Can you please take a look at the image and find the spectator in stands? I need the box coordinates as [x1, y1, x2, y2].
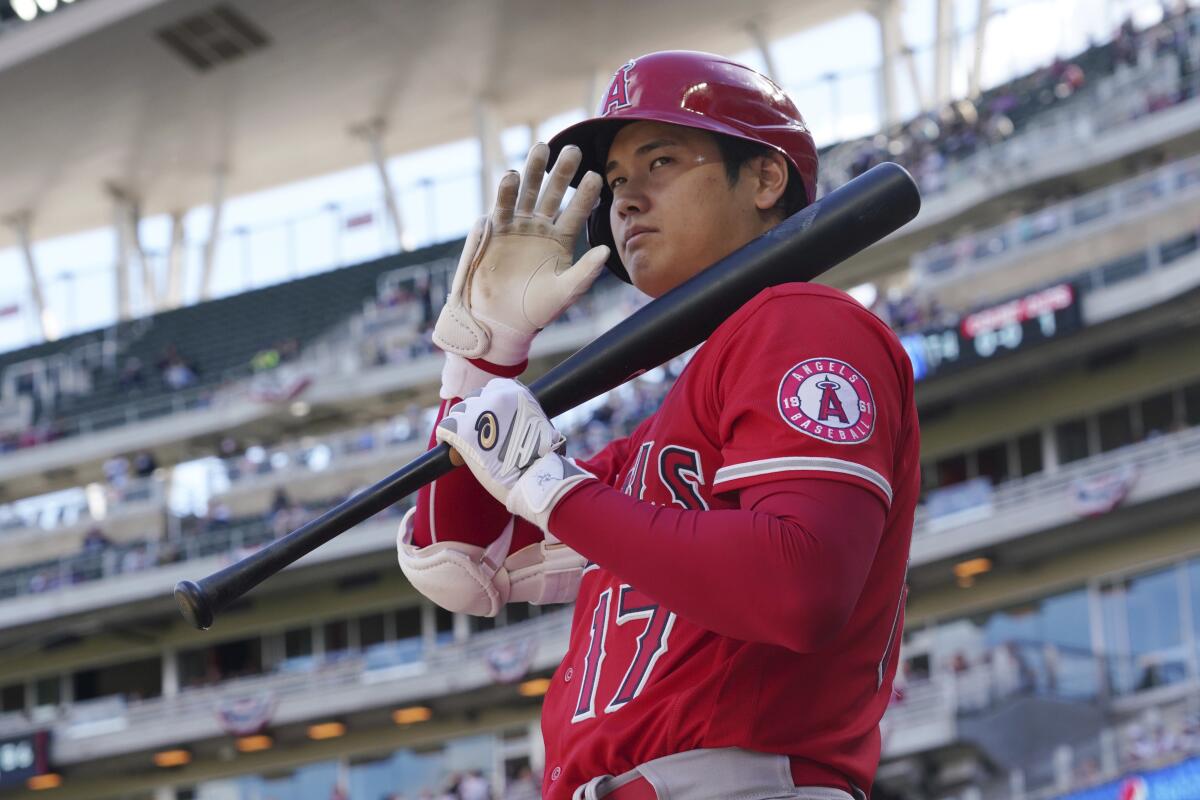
[504, 766, 539, 800]
[459, 770, 491, 800]
[204, 502, 232, 531]
[270, 488, 291, 517]
[120, 543, 152, 573]
[103, 455, 130, 490]
[133, 450, 158, 479]
[80, 526, 111, 554]
[118, 356, 145, 391]
[158, 344, 198, 390]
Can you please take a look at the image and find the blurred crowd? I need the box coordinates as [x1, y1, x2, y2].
[821, 2, 1200, 196]
[5, 5, 1200, 457]
[369, 763, 540, 800]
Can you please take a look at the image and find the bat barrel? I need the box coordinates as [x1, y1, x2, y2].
[173, 444, 458, 629]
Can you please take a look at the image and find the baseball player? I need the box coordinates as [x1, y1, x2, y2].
[396, 51, 919, 800]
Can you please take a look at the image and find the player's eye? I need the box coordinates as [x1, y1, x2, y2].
[607, 175, 626, 191]
[649, 155, 673, 170]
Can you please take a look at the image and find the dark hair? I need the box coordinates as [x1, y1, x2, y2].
[712, 134, 808, 218]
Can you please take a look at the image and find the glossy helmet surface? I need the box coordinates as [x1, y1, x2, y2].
[547, 50, 819, 282]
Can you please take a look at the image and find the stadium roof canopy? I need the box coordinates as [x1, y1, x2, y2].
[0, 0, 869, 250]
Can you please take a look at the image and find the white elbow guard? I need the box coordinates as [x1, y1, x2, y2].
[395, 507, 586, 617]
[507, 538, 588, 606]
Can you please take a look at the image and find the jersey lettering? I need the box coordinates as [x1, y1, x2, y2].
[572, 442, 705, 724]
[657, 445, 710, 511]
[620, 441, 654, 499]
[606, 585, 676, 712]
[573, 587, 613, 723]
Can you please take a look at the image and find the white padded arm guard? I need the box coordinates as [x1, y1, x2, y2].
[395, 507, 586, 617]
[396, 507, 514, 617]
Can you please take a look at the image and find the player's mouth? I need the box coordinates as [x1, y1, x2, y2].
[624, 225, 658, 249]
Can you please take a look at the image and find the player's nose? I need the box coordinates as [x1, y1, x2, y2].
[613, 186, 646, 220]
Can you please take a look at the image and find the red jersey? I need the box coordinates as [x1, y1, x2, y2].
[538, 284, 920, 797]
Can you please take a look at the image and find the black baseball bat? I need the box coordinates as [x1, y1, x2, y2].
[175, 162, 920, 629]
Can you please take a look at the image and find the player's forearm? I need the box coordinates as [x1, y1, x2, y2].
[548, 479, 884, 652]
[411, 397, 516, 549]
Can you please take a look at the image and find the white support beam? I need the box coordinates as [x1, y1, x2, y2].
[874, 0, 904, 129]
[352, 118, 406, 251]
[165, 211, 186, 309]
[110, 195, 132, 322]
[903, 45, 930, 113]
[199, 168, 226, 301]
[128, 197, 157, 313]
[745, 19, 780, 82]
[5, 211, 56, 341]
[934, 0, 955, 106]
[476, 99, 505, 212]
[969, 0, 992, 98]
[109, 184, 155, 315]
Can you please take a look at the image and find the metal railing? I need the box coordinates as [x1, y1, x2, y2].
[0, 609, 572, 741]
[0, 496, 409, 602]
[913, 153, 1200, 285]
[914, 424, 1200, 543]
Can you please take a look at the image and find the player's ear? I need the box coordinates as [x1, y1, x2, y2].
[751, 152, 789, 213]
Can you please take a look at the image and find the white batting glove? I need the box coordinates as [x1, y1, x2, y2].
[508, 450, 597, 535]
[434, 143, 609, 398]
[435, 378, 596, 533]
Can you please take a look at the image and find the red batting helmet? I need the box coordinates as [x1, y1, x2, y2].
[547, 50, 819, 283]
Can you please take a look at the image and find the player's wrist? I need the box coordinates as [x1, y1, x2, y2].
[471, 311, 535, 366]
[508, 452, 597, 535]
[439, 354, 530, 400]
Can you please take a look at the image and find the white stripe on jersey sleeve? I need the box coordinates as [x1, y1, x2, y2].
[713, 456, 893, 505]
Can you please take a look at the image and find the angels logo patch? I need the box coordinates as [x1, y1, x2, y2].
[777, 358, 875, 444]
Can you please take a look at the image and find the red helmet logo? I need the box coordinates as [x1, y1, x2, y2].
[600, 61, 635, 116]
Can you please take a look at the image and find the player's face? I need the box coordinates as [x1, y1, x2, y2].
[605, 121, 786, 298]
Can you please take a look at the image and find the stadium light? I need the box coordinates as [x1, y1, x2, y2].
[518, 678, 551, 697]
[234, 734, 273, 753]
[34, 0, 55, 12]
[391, 706, 432, 725]
[153, 749, 192, 768]
[26, 774, 62, 790]
[306, 721, 346, 740]
[10, 0, 37, 22]
[953, 557, 993, 587]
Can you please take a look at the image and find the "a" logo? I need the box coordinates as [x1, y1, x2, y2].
[600, 61, 636, 115]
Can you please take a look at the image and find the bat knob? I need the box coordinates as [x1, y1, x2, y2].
[175, 580, 214, 630]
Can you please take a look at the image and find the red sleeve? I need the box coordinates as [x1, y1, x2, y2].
[547, 476, 887, 652]
[708, 288, 912, 510]
[411, 399, 634, 551]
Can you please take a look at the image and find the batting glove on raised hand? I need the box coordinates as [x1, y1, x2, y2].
[434, 143, 609, 398]
[435, 378, 596, 534]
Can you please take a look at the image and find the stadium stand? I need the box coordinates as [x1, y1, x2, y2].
[0, 240, 459, 448]
[3, 4, 1200, 799]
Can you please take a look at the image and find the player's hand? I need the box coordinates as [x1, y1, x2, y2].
[435, 378, 595, 533]
[433, 143, 609, 385]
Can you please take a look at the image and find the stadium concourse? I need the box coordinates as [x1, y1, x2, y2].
[2, 1, 1200, 799]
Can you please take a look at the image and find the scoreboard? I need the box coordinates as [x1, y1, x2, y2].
[0, 731, 50, 789]
[902, 283, 1083, 382]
